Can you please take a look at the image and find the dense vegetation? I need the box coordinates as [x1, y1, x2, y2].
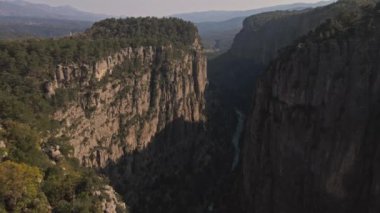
[86, 17, 198, 47]
[0, 16, 198, 212]
[0, 33, 107, 212]
[0, 119, 110, 212]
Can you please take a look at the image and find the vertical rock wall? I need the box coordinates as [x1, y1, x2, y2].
[53, 40, 207, 168]
[241, 9, 380, 213]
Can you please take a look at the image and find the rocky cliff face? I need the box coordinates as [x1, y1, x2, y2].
[241, 5, 380, 213]
[229, 0, 375, 65]
[52, 40, 207, 168]
[208, 0, 377, 111]
[48, 36, 210, 213]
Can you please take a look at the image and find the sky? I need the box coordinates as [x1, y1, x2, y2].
[25, 0, 326, 17]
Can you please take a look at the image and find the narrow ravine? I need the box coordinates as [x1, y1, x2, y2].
[231, 109, 245, 171]
[207, 109, 246, 212]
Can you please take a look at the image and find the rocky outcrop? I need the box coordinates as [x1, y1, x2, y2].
[45, 145, 63, 161]
[53, 40, 207, 169]
[240, 6, 380, 213]
[93, 185, 127, 213]
[0, 140, 7, 162]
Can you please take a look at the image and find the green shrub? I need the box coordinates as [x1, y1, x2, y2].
[0, 161, 49, 212]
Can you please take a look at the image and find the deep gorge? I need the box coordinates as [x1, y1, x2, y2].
[1, 0, 380, 212]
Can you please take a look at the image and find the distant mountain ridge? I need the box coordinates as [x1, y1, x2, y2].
[0, 0, 107, 21]
[173, 0, 336, 23]
[181, 0, 335, 54]
[0, 16, 92, 39]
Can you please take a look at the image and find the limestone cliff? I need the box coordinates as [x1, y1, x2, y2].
[41, 17, 220, 213]
[241, 5, 380, 213]
[52, 41, 207, 168]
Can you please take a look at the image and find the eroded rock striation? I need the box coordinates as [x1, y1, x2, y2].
[241, 5, 380, 213]
[53, 41, 207, 168]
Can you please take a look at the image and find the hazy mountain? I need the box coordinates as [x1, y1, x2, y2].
[0, 0, 107, 21]
[196, 17, 245, 54]
[0, 16, 92, 39]
[173, 0, 336, 23]
[0, 0, 106, 39]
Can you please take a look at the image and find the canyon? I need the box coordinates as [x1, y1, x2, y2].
[0, 0, 380, 212]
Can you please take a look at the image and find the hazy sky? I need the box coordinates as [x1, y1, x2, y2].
[26, 0, 326, 17]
